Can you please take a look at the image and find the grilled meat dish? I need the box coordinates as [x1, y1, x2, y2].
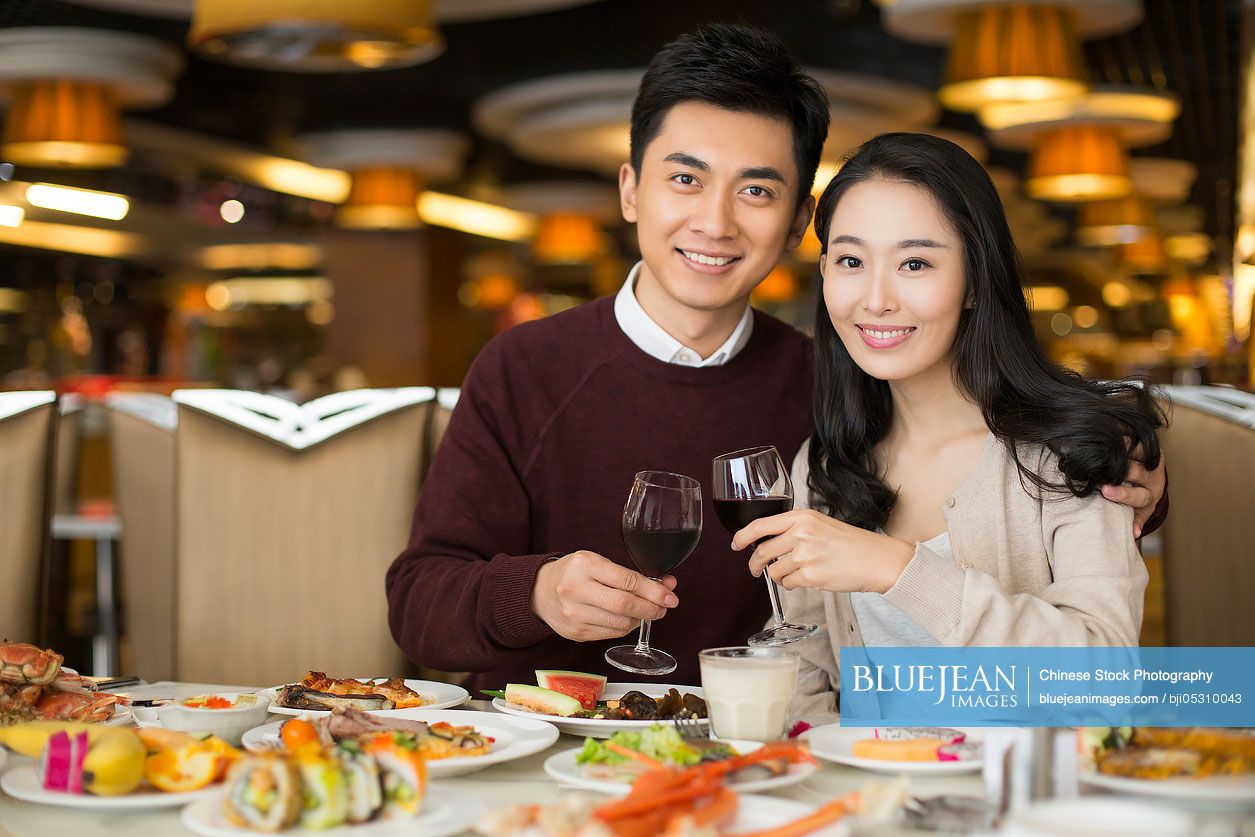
[299, 672, 429, 709]
[277, 684, 393, 712]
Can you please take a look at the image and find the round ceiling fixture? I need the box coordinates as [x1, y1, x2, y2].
[0, 27, 183, 168]
[501, 181, 619, 264]
[188, 0, 442, 72]
[475, 69, 935, 179]
[877, 0, 1141, 112]
[299, 129, 468, 229]
[877, 0, 1142, 44]
[980, 86, 1181, 149]
[474, 70, 641, 176]
[64, 0, 604, 22]
[983, 87, 1180, 204]
[1026, 124, 1131, 202]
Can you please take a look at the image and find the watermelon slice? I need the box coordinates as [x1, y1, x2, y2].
[503, 684, 582, 717]
[535, 670, 607, 711]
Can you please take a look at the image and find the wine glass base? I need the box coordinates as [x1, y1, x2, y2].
[605, 645, 677, 676]
[748, 622, 820, 647]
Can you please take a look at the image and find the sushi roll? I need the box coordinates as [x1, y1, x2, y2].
[295, 749, 348, 830]
[337, 740, 384, 824]
[222, 753, 301, 833]
[362, 732, 427, 816]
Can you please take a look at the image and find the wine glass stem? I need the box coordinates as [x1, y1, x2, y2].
[763, 574, 786, 627]
[635, 618, 652, 652]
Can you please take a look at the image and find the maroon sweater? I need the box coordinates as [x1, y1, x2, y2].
[386, 296, 813, 691]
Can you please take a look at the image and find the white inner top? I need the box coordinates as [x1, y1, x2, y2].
[614, 261, 753, 367]
[852, 530, 953, 646]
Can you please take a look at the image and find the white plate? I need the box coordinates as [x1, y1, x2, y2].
[262, 679, 468, 716]
[491, 683, 707, 738]
[727, 794, 850, 836]
[240, 709, 559, 777]
[802, 724, 985, 775]
[1080, 769, 1255, 812]
[1003, 797, 1197, 836]
[103, 704, 134, 726]
[0, 764, 217, 811]
[543, 740, 818, 795]
[182, 784, 486, 837]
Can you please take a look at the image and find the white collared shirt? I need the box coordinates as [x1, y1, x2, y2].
[613, 262, 754, 367]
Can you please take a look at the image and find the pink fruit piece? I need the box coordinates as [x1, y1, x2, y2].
[938, 741, 982, 762]
[39, 730, 89, 793]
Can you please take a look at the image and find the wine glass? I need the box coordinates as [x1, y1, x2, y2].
[712, 445, 819, 646]
[605, 471, 702, 676]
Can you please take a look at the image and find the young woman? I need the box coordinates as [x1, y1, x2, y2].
[729, 133, 1166, 717]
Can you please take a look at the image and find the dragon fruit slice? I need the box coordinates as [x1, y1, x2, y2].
[938, 741, 983, 762]
[39, 730, 89, 793]
[874, 727, 966, 744]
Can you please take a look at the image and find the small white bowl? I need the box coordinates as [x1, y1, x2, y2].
[133, 692, 271, 746]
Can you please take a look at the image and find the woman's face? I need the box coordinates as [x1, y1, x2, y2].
[820, 178, 968, 384]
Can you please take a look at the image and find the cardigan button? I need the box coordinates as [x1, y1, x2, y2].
[945, 497, 956, 508]
[961, 561, 972, 569]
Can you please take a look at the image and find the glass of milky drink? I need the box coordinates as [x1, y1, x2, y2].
[699, 646, 798, 741]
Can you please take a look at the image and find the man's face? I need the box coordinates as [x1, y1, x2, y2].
[620, 102, 813, 316]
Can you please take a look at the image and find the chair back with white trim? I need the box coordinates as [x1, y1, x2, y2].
[171, 388, 434, 685]
[1156, 386, 1255, 645]
[0, 392, 56, 643]
[105, 393, 179, 680]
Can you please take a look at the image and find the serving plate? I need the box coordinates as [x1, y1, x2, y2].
[241, 709, 559, 777]
[1, 765, 216, 811]
[543, 739, 818, 795]
[1080, 769, 1255, 812]
[802, 724, 986, 775]
[261, 679, 468, 716]
[182, 784, 486, 837]
[491, 682, 707, 739]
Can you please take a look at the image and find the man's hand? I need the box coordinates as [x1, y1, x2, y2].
[530, 550, 678, 642]
[1101, 445, 1167, 538]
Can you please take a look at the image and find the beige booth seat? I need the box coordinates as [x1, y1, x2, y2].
[1157, 386, 1255, 645]
[0, 392, 56, 644]
[108, 388, 440, 686]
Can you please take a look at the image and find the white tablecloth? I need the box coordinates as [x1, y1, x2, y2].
[1, 683, 1251, 836]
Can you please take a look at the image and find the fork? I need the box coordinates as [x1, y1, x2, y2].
[672, 713, 711, 743]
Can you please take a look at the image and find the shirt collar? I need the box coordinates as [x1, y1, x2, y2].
[613, 261, 754, 367]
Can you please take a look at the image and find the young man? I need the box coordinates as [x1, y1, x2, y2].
[386, 24, 1166, 691]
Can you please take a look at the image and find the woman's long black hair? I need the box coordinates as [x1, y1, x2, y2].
[808, 132, 1166, 529]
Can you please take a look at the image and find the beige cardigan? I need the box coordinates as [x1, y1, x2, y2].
[784, 435, 1147, 721]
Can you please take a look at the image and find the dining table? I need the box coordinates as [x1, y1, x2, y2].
[0, 681, 1252, 837]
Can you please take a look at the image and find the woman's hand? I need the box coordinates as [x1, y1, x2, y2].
[730, 509, 916, 594]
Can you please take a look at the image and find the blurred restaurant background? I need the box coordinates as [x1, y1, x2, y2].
[0, 0, 1252, 686]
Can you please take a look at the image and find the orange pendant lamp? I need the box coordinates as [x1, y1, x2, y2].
[1076, 195, 1154, 245]
[337, 167, 423, 229]
[189, 0, 442, 71]
[533, 212, 605, 264]
[1025, 124, 1131, 202]
[940, 4, 1088, 112]
[2, 79, 126, 168]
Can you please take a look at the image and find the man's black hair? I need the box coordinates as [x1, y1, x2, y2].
[629, 23, 829, 206]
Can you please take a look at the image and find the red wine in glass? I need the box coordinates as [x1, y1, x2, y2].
[713, 496, 792, 533]
[622, 527, 701, 577]
[712, 446, 819, 646]
[605, 471, 702, 676]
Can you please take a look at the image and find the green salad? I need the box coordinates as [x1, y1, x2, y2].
[576, 724, 725, 768]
